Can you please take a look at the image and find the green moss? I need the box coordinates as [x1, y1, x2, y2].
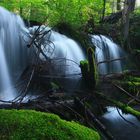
[111, 101, 140, 117]
[0, 109, 100, 140]
[133, 49, 140, 53]
[116, 76, 140, 94]
[80, 48, 98, 90]
[80, 60, 89, 79]
[97, 92, 140, 118]
[127, 76, 140, 82]
[87, 47, 98, 88]
[120, 81, 140, 86]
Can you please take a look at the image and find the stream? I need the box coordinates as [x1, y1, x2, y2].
[101, 107, 140, 140]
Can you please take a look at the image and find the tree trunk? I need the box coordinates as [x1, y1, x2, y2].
[101, 0, 106, 22]
[117, 0, 121, 10]
[122, 0, 136, 42]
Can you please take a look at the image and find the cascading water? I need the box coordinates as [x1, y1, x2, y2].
[28, 26, 86, 92]
[29, 27, 125, 76]
[0, 41, 14, 100]
[91, 35, 125, 75]
[48, 30, 85, 75]
[0, 7, 29, 101]
[0, 7, 85, 99]
[0, 6, 126, 100]
[29, 26, 85, 75]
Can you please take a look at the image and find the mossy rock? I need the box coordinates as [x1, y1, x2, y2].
[0, 109, 100, 140]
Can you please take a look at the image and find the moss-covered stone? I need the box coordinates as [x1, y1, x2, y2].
[0, 109, 100, 140]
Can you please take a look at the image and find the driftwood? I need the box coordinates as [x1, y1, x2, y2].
[101, 70, 140, 80]
[0, 95, 87, 122]
[74, 97, 114, 140]
[96, 92, 140, 119]
[112, 83, 140, 104]
[0, 98, 75, 121]
[16, 25, 54, 103]
[97, 57, 126, 66]
[0, 99, 73, 110]
[0, 93, 115, 139]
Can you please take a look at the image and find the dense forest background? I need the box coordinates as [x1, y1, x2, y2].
[0, 0, 140, 52]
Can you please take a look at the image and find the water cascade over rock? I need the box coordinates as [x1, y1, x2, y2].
[0, 7, 85, 100]
[28, 26, 86, 92]
[0, 7, 30, 100]
[0, 6, 126, 100]
[28, 26, 85, 75]
[92, 35, 125, 75]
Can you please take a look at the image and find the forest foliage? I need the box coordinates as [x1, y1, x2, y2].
[0, 0, 140, 49]
[0, 0, 120, 27]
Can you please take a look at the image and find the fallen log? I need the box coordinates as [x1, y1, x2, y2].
[96, 92, 140, 119]
[74, 97, 114, 140]
[0, 99, 74, 111]
[112, 83, 140, 104]
[97, 57, 126, 66]
[101, 70, 140, 80]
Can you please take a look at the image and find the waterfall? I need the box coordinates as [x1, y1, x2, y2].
[92, 35, 125, 75]
[0, 7, 29, 101]
[48, 30, 86, 75]
[0, 41, 15, 100]
[0, 6, 126, 100]
[0, 7, 85, 99]
[28, 26, 85, 75]
[28, 26, 86, 92]
[28, 27, 125, 75]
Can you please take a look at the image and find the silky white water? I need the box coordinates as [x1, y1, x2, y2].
[0, 6, 125, 100]
[0, 7, 85, 100]
[0, 7, 29, 101]
[0, 40, 15, 100]
[29, 26, 86, 75]
[92, 35, 124, 75]
[49, 30, 86, 75]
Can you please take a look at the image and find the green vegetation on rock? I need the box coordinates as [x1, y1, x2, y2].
[0, 109, 100, 140]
